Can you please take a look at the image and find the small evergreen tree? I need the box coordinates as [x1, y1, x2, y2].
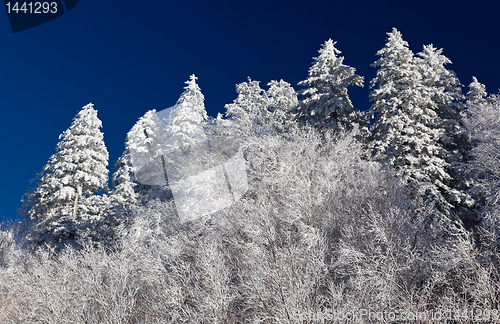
[224, 77, 268, 132]
[266, 79, 298, 133]
[224, 78, 298, 135]
[466, 76, 489, 107]
[127, 109, 168, 186]
[167, 74, 208, 152]
[291, 39, 365, 131]
[109, 148, 140, 222]
[27, 103, 109, 245]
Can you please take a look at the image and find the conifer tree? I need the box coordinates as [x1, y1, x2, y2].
[224, 78, 298, 134]
[127, 109, 168, 186]
[266, 79, 298, 133]
[109, 148, 140, 221]
[292, 39, 365, 131]
[369, 28, 454, 215]
[28, 103, 109, 244]
[416, 45, 474, 210]
[466, 76, 489, 107]
[167, 74, 208, 152]
[224, 77, 268, 130]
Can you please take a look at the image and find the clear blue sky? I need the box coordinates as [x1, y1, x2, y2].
[1, 0, 499, 223]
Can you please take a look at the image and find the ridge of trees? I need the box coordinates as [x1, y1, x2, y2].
[2, 28, 500, 323]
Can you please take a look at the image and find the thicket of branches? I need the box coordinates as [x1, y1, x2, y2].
[2, 125, 500, 323]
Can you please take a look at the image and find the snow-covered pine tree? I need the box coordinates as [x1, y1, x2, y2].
[466, 76, 489, 107]
[416, 44, 475, 212]
[27, 103, 109, 244]
[266, 79, 298, 133]
[291, 39, 365, 131]
[224, 77, 268, 133]
[369, 28, 454, 217]
[109, 148, 139, 221]
[167, 74, 208, 152]
[127, 109, 168, 186]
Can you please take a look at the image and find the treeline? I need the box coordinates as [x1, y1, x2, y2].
[1, 28, 500, 323]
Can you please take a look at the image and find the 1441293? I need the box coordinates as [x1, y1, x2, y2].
[5, 2, 58, 14]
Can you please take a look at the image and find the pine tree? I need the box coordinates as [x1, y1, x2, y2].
[224, 78, 298, 135]
[167, 74, 208, 152]
[291, 39, 365, 131]
[466, 76, 489, 107]
[266, 79, 298, 133]
[416, 45, 474, 210]
[28, 103, 109, 244]
[224, 77, 268, 131]
[109, 148, 140, 220]
[369, 28, 454, 216]
[127, 109, 168, 186]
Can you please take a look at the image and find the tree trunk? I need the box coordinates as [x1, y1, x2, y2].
[72, 187, 80, 218]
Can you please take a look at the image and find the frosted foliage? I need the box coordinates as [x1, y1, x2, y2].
[110, 149, 139, 216]
[369, 28, 457, 213]
[28, 103, 109, 223]
[225, 77, 268, 125]
[5, 127, 500, 323]
[417, 44, 465, 119]
[467, 76, 489, 107]
[293, 39, 364, 131]
[225, 77, 298, 134]
[175, 74, 208, 121]
[467, 95, 500, 204]
[266, 79, 298, 132]
[127, 110, 168, 185]
[417, 45, 474, 209]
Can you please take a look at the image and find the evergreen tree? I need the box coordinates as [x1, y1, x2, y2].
[28, 103, 109, 244]
[167, 74, 208, 152]
[369, 28, 454, 216]
[224, 78, 298, 135]
[266, 79, 298, 133]
[416, 45, 475, 210]
[224, 77, 268, 131]
[127, 109, 168, 186]
[109, 148, 140, 221]
[466, 76, 489, 107]
[291, 39, 365, 131]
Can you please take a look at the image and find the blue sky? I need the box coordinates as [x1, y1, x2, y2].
[1, 0, 499, 223]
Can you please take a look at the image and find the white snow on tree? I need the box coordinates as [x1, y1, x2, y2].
[110, 148, 140, 219]
[369, 28, 456, 216]
[127, 109, 168, 186]
[166, 74, 208, 153]
[416, 44, 475, 210]
[224, 77, 298, 134]
[291, 39, 365, 131]
[28, 103, 109, 244]
[466, 76, 489, 107]
[224, 77, 268, 132]
[466, 94, 500, 206]
[266, 79, 298, 133]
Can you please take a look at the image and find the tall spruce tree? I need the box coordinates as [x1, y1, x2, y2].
[291, 39, 365, 131]
[416, 45, 474, 212]
[369, 28, 455, 216]
[28, 103, 109, 244]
